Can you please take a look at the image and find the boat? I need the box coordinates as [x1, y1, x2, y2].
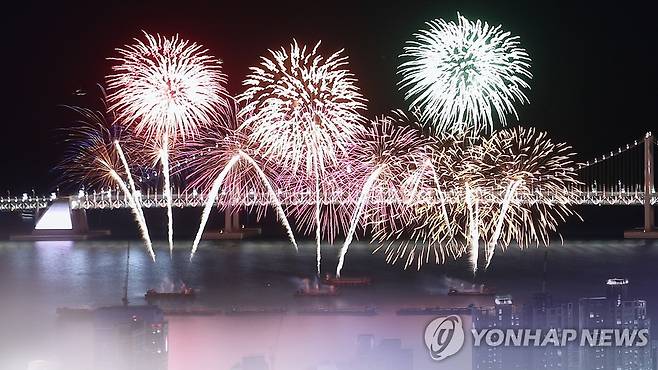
[322, 274, 372, 286]
[145, 287, 196, 301]
[298, 306, 377, 316]
[294, 285, 340, 297]
[447, 286, 496, 296]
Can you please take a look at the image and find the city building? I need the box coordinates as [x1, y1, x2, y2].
[346, 335, 412, 370]
[525, 292, 579, 370]
[472, 278, 652, 370]
[578, 278, 652, 370]
[93, 305, 168, 370]
[472, 296, 527, 369]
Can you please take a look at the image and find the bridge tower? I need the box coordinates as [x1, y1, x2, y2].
[201, 205, 261, 240]
[625, 132, 657, 238]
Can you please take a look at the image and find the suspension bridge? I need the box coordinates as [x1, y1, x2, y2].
[1, 132, 656, 239]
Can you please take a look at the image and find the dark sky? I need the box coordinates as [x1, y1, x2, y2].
[2, 0, 656, 193]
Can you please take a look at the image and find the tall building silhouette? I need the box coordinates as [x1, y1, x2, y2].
[524, 293, 579, 369]
[472, 296, 527, 369]
[472, 278, 652, 370]
[93, 305, 168, 370]
[578, 278, 652, 370]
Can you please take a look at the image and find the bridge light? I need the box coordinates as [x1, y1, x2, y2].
[22, 193, 28, 201]
[50, 193, 56, 201]
[78, 190, 85, 198]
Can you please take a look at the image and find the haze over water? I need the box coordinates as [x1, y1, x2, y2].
[0, 239, 656, 369]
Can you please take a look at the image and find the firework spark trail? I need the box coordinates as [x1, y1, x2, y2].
[57, 100, 162, 258]
[398, 13, 532, 134]
[343, 114, 434, 273]
[159, 135, 174, 255]
[314, 162, 322, 275]
[114, 140, 153, 257]
[428, 164, 453, 241]
[486, 179, 522, 267]
[282, 165, 355, 246]
[464, 182, 480, 273]
[108, 169, 156, 261]
[114, 141, 139, 199]
[238, 150, 298, 250]
[336, 166, 383, 277]
[190, 154, 242, 259]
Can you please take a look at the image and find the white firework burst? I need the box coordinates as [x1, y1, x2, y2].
[238, 40, 366, 274]
[106, 31, 229, 141]
[238, 40, 367, 174]
[398, 13, 532, 135]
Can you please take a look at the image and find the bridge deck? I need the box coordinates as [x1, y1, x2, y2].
[1, 190, 656, 211]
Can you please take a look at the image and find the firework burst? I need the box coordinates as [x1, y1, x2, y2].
[374, 133, 473, 270]
[107, 31, 229, 254]
[398, 13, 532, 135]
[239, 40, 367, 274]
[106, 32, 229, 140]
[336, 112, 431, 276]
[59, 93, 155, 260]
[475, 126, 581, 265]
[375, 127, 579, 272]
[183, 102, 298, 258]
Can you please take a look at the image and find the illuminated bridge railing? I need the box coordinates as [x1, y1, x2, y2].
[0, 196, 52, 211]
[68, 189, 657, 209]
[0, 190, 655, 211]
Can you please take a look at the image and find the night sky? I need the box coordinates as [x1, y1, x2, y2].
[2, 0, 656, 193]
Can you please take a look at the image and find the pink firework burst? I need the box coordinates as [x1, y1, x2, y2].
[182, 103, 283, 214]
[183, 101, 299, 256]
[336, 112, 433, 275]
